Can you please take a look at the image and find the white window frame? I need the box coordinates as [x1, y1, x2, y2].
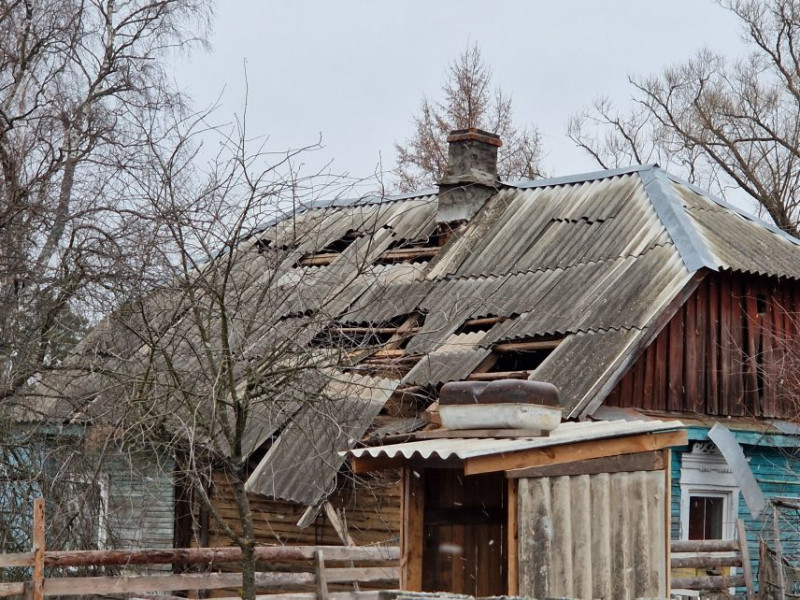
[679, 442, 740, 541]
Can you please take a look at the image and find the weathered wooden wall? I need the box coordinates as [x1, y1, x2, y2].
[517, 469, 666, 600]
[203, 471, 400, 548]
[606, 271, 800, 418]
[105, 453, 175, 550]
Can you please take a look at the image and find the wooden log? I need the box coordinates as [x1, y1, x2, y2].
[671, 574, 745, 590]
[670, 539, 739, 553]
[492, 339, 562, 353]
[43, 546, 399, 568]
[670, 555, 742, 568]
[33, 498, 45, 600]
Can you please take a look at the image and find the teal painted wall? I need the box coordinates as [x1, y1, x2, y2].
[670, 430, 800, 590]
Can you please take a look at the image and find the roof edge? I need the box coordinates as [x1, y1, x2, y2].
[639, 168, 718, 273]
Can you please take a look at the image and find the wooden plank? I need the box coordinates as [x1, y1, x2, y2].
[210, 593, 381, 600]
[774, 505, 786, 600]
[401, 468, 424, 591]
[0, 582, 25, 598]
[744, 288, 760, 413]
[719, 274, 732, 415]
[738, 518, 755, 600]
[42, 568, 399, 598]
[654, 326, 669, 411]
[412, 428, 547, 440]
[315, 551, 329, 600]
[0, 552, 34, 568]
[506, 450, 665, 479]
[43, 546, 399, 568]
[507, 478, 518, 596]
[667, 310, 684, 411]
[663, 449, 672, 596]
[642, 344, 655, 411]
[351, 456, 405, 474]
[684, 292, 699, 411]
[464, 431, 688, 475]
[33, 498, 45, 600]
[729, 278, 745, 415]
[466, 371, 530, 381]
[694, 282, 707, 413]
[706, 276, 719, 415]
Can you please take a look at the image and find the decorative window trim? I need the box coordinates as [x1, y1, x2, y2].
[679, 444, 740, 541]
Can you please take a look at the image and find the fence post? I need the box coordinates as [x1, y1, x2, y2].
[773, 504, 786, 600]
[314, 550, 329, 600]
[32, 499, 45, 600]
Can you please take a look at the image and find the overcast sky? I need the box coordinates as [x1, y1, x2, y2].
[172, 1, 748, 193]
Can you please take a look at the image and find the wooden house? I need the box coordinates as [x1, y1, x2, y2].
[27, 128, 800, 594]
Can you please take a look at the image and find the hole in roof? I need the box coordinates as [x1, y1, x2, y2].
[373, 222, 462, 266]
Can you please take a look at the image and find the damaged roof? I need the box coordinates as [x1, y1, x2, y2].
[25, 161, 800, 506]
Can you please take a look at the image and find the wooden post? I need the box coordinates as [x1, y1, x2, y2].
[401, 468, 424, 591]
[314, 550, 329, 600]
[507, 478, 518, 596]
[773, 505, 786, 600]
[663, 449, 672, 597]
[32, 499, 45, 600]
[737, 519, 754, 600]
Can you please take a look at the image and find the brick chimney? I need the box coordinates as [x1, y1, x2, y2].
[437, 128, 502, 223]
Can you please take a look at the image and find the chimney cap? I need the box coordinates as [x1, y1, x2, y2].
[446, 128, 503, 148]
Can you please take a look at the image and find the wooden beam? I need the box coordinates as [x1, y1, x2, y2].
[466, 370, 530, 381]
[401, 468, 424, 592]
[43, 545, 399, 568]
[211, 593, 383, 600]
[315, 551, 329, 600]
[506, 450, 665, 479]
[507, 478, 519, 596]
[492, 339, 562, 353]
[350, 455, 405, 474]
[738, 519, 755, 600]
[32, 498, 45, 600]
[463, 430, 688, 475]
[0, 552, 34, 568]
[670, 555, 742, 568]
[0, 582, 25, 598]
[413, 428, 546, 440]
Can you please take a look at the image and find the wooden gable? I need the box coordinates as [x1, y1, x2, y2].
[606, 270, 800, 419]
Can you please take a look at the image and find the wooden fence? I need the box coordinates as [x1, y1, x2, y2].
[1, 500, 399, 600]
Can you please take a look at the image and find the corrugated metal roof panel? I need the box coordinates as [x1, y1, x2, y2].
[403, 332, 492, 386]
[348, 418, 683, 461]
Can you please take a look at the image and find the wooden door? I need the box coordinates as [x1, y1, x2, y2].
[421, 470, 507, 595]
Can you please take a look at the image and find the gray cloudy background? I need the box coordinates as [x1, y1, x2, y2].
[172, 1, 748, 188]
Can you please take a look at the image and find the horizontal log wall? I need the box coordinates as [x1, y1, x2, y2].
[607, 271, 800, 418]
[205, 471, 400, 548]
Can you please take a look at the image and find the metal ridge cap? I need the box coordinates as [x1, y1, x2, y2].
[639, 168, 718, 273]
[662, 171, 800, 247]
[505, 163, 658, 189]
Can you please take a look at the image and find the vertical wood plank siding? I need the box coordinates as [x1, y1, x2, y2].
[517, 470, 666, 599]
[607, 271, 800, 418]
[205, 471, 400, 548]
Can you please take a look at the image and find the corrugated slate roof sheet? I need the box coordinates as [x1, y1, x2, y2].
[29, 163, 800, 505]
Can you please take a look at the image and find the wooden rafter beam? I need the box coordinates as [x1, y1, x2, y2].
[462, 430, 688, 475]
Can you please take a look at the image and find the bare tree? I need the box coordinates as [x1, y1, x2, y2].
[395, 43, 544, 192]
[568, 0, 800, 236]
[0, 0, 210, 402]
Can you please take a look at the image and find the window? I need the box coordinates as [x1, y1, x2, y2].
[688, 494, 725, 540]
[680, 442, 740, 541]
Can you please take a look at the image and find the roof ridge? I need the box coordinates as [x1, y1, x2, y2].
[638, 168, 717, 273]
[506, 163, 657, 189]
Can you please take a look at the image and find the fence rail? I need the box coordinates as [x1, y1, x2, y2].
[3, 500, 399, 600]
